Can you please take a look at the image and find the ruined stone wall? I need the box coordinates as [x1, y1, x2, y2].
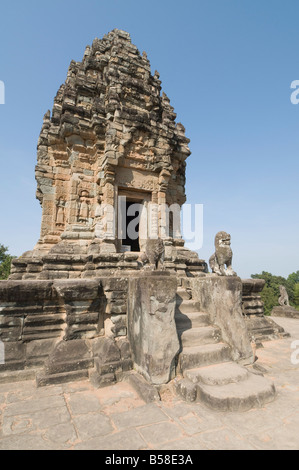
[242, 279, 288, 345]
[0, 278, 131, 385]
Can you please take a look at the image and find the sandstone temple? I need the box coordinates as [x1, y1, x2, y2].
[0, 30, 288, 411]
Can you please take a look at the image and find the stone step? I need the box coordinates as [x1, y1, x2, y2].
[36, 369, 89, 387]
[178, 326, 221, 347]
[197, 373, 276, 412]
[175, 311, 210, 329]
[176, 300, 201, 314]
[179, 342, 232, 371]
[0, 368, 41, 384]
[185, 362, 249, 386]
[176, 289, 191, 301]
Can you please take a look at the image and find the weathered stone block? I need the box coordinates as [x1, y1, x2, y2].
[0, 341, 26, 371]
[95, 359, 122, 375]
[191, 275, 254, 364]
[110, 314, 127, 336]
[174, 378, 197, 402]
[44, 339, 93, 375]
[127, 273, 179, 385]
[54, 279, 101, 300]
[116, 337, 131, 360]
[36, 369, 89, 387]
[126, 372, 160, 403]
[0, 281, 54, 302]
[92, 337, 121, 363]
[89, 371, 116, 388]
[26, 338, 57, 366]
[242, 279, 289, 342]
[271, 306, 299, 319]
[0, 316, 23, 341]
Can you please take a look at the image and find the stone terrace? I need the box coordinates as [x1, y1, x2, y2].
[0, 316, 298, 451]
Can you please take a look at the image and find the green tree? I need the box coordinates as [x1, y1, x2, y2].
[251, 271, 289, 315]
[294, 283, 299, 310]
[0, 244, 15, 280]
[251, 271, 299, 314]
[287, 271, 299, 304]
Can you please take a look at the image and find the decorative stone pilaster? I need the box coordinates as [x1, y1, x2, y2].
[127, 273, 179, 385]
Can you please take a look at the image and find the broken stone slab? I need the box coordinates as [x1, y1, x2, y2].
[191, 275, 254, 365]
[244, 314, 290, 345]
[174, 377, 197, 402]
[92, 337, 121, 363]
[271, 306, 299, 319]
[89, 371, 116, 388]
[36, 339, 93, 387]
[125, 372, 160, 403]
[91, 336, 133, 386]
[241, 278, 289, 343]
[26, 339, 58, 367]
[0, 369, 39, 384]
[36, 369, 89, 387]
[43, 339, 93, 375]
[127, 273, 179, 385]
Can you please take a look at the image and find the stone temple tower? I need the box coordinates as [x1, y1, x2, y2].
[10, 29, 206, 279]
[1, 31, 278, 408]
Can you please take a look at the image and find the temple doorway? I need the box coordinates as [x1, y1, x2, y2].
[123, 199, 141, 252]
[118, 189, 151, 253]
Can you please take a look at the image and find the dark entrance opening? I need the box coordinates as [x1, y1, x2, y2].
[123, 200, 140, 252]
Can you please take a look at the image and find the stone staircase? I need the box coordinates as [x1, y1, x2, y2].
[174, 287, 276, 411]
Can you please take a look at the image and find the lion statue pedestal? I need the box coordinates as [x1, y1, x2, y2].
[209, 231, 237, 276]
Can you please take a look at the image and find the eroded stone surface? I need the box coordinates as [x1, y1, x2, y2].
[242, 279, 289, 343]
[271, 306, 299, 319]
[191, 275, 253, 364]
[127, 274, 179, 384]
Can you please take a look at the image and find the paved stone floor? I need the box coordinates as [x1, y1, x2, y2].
[0, 316, 298, 450]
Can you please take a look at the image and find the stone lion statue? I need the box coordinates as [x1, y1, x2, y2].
[138, 238, 165, 270]
[209, 231, 236, 276]
[278, 285, 289, 306]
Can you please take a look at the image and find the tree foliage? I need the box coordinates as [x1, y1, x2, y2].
[294, 283, 299, 309]
[251, 270, 299, 315]
[286, 271, 299, 304]
[0, 244, 15, 280]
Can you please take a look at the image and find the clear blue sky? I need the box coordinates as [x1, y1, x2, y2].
[0, 0, 298, 278]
